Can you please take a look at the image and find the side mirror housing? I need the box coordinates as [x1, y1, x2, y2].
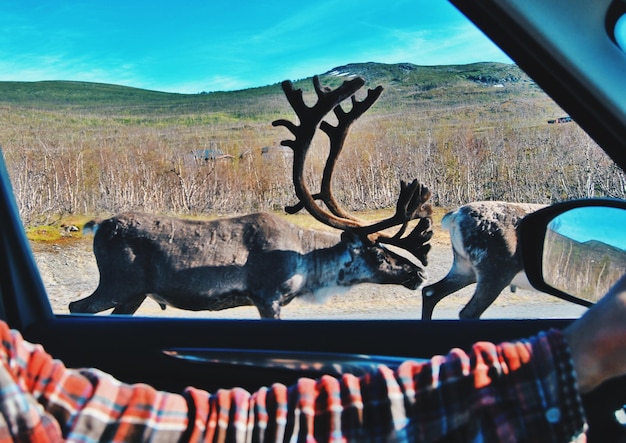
[519, 198, 626, 305]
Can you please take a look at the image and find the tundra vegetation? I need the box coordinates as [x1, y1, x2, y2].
[67, 77, 434, 319]
[0, 62, 624, 228]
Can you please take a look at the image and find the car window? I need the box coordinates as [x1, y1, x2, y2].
[2, 1, 625, 320]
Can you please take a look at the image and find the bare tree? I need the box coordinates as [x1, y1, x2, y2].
[69, 77, 433, 319]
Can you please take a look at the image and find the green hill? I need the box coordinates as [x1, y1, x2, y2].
[4, 61, 592, 224]
[0, 62, 541, 119]
[544, 230, 626, 301]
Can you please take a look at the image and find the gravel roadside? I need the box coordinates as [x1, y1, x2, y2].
[29, 234, 588, 320]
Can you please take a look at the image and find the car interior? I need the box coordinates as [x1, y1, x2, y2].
[0, 0, 625, 440]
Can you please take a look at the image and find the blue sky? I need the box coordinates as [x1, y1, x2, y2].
[0, 0, 511, 94]
[549, 207, 626, 251]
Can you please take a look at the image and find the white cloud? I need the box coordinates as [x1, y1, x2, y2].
[167, 76, 248, 94]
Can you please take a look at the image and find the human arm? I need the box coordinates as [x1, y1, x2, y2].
[564, 272, 626, 394]
[0, 320, 586, 442]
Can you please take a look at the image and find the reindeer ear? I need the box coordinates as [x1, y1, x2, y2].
[340, 231, 364, 248]
[341, 231, 380, 248]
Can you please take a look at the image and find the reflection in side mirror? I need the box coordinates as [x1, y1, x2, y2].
[615, 13, 626, 52]
[543, 207, 626, 302]
[607, 0, 626, 52]
[520, 199, 626, 306]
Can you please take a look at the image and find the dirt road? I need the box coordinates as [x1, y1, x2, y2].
[30, 234, 588, 320]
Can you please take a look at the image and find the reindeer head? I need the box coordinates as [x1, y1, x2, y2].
[335, 231, 428, 290]
[273, 76, 433, 289]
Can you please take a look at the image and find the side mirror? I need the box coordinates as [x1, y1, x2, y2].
[519, 198, 626, 305]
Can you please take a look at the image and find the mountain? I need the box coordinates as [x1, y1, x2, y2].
[0, 62, 542, 119]
[323, 61, 528, 87]
[544, 231, 626, 301]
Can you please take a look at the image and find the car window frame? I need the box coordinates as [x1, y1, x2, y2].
[0, 0, 625, 394]
[450, 0, 626, 170]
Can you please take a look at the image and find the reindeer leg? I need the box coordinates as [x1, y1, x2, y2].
[459, 271, 517, 319]
[111, 295, 147, 315]
[256, 304, 281, 319]
[421, 274, 476, 320]
[69, 286, 118, 314]
[255, 298, 282, 319]
[421, 251, 476, 320]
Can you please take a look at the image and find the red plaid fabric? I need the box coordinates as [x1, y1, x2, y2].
[0, 321, 586, 442]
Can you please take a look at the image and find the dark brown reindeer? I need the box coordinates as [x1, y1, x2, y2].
[69, 76, 433, 319]
[421, 201, 546, 319]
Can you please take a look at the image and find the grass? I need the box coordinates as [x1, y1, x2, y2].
[26, 207, 451, 244]
[26, 215, 95, 242]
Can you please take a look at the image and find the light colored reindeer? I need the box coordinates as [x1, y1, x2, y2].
[421, 201, 545, 319]
[69, 76, 433, 319]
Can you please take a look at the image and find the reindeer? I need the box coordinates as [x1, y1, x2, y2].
[421, 201, 546, 319]
[69, 76, 433, 319]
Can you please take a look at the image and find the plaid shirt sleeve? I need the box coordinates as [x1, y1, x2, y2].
[0, 321, 587, 442]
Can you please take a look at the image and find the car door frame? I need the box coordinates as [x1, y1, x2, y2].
[1, 0, 625, 395]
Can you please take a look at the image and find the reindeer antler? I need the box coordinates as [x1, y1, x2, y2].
[284, 84, 384, 222]
[272, 76, 366, 230]
[273, 76, 432, 264]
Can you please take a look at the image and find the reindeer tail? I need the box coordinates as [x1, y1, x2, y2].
[440, 210, 457, 231]
[82, 219, 102, 235]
